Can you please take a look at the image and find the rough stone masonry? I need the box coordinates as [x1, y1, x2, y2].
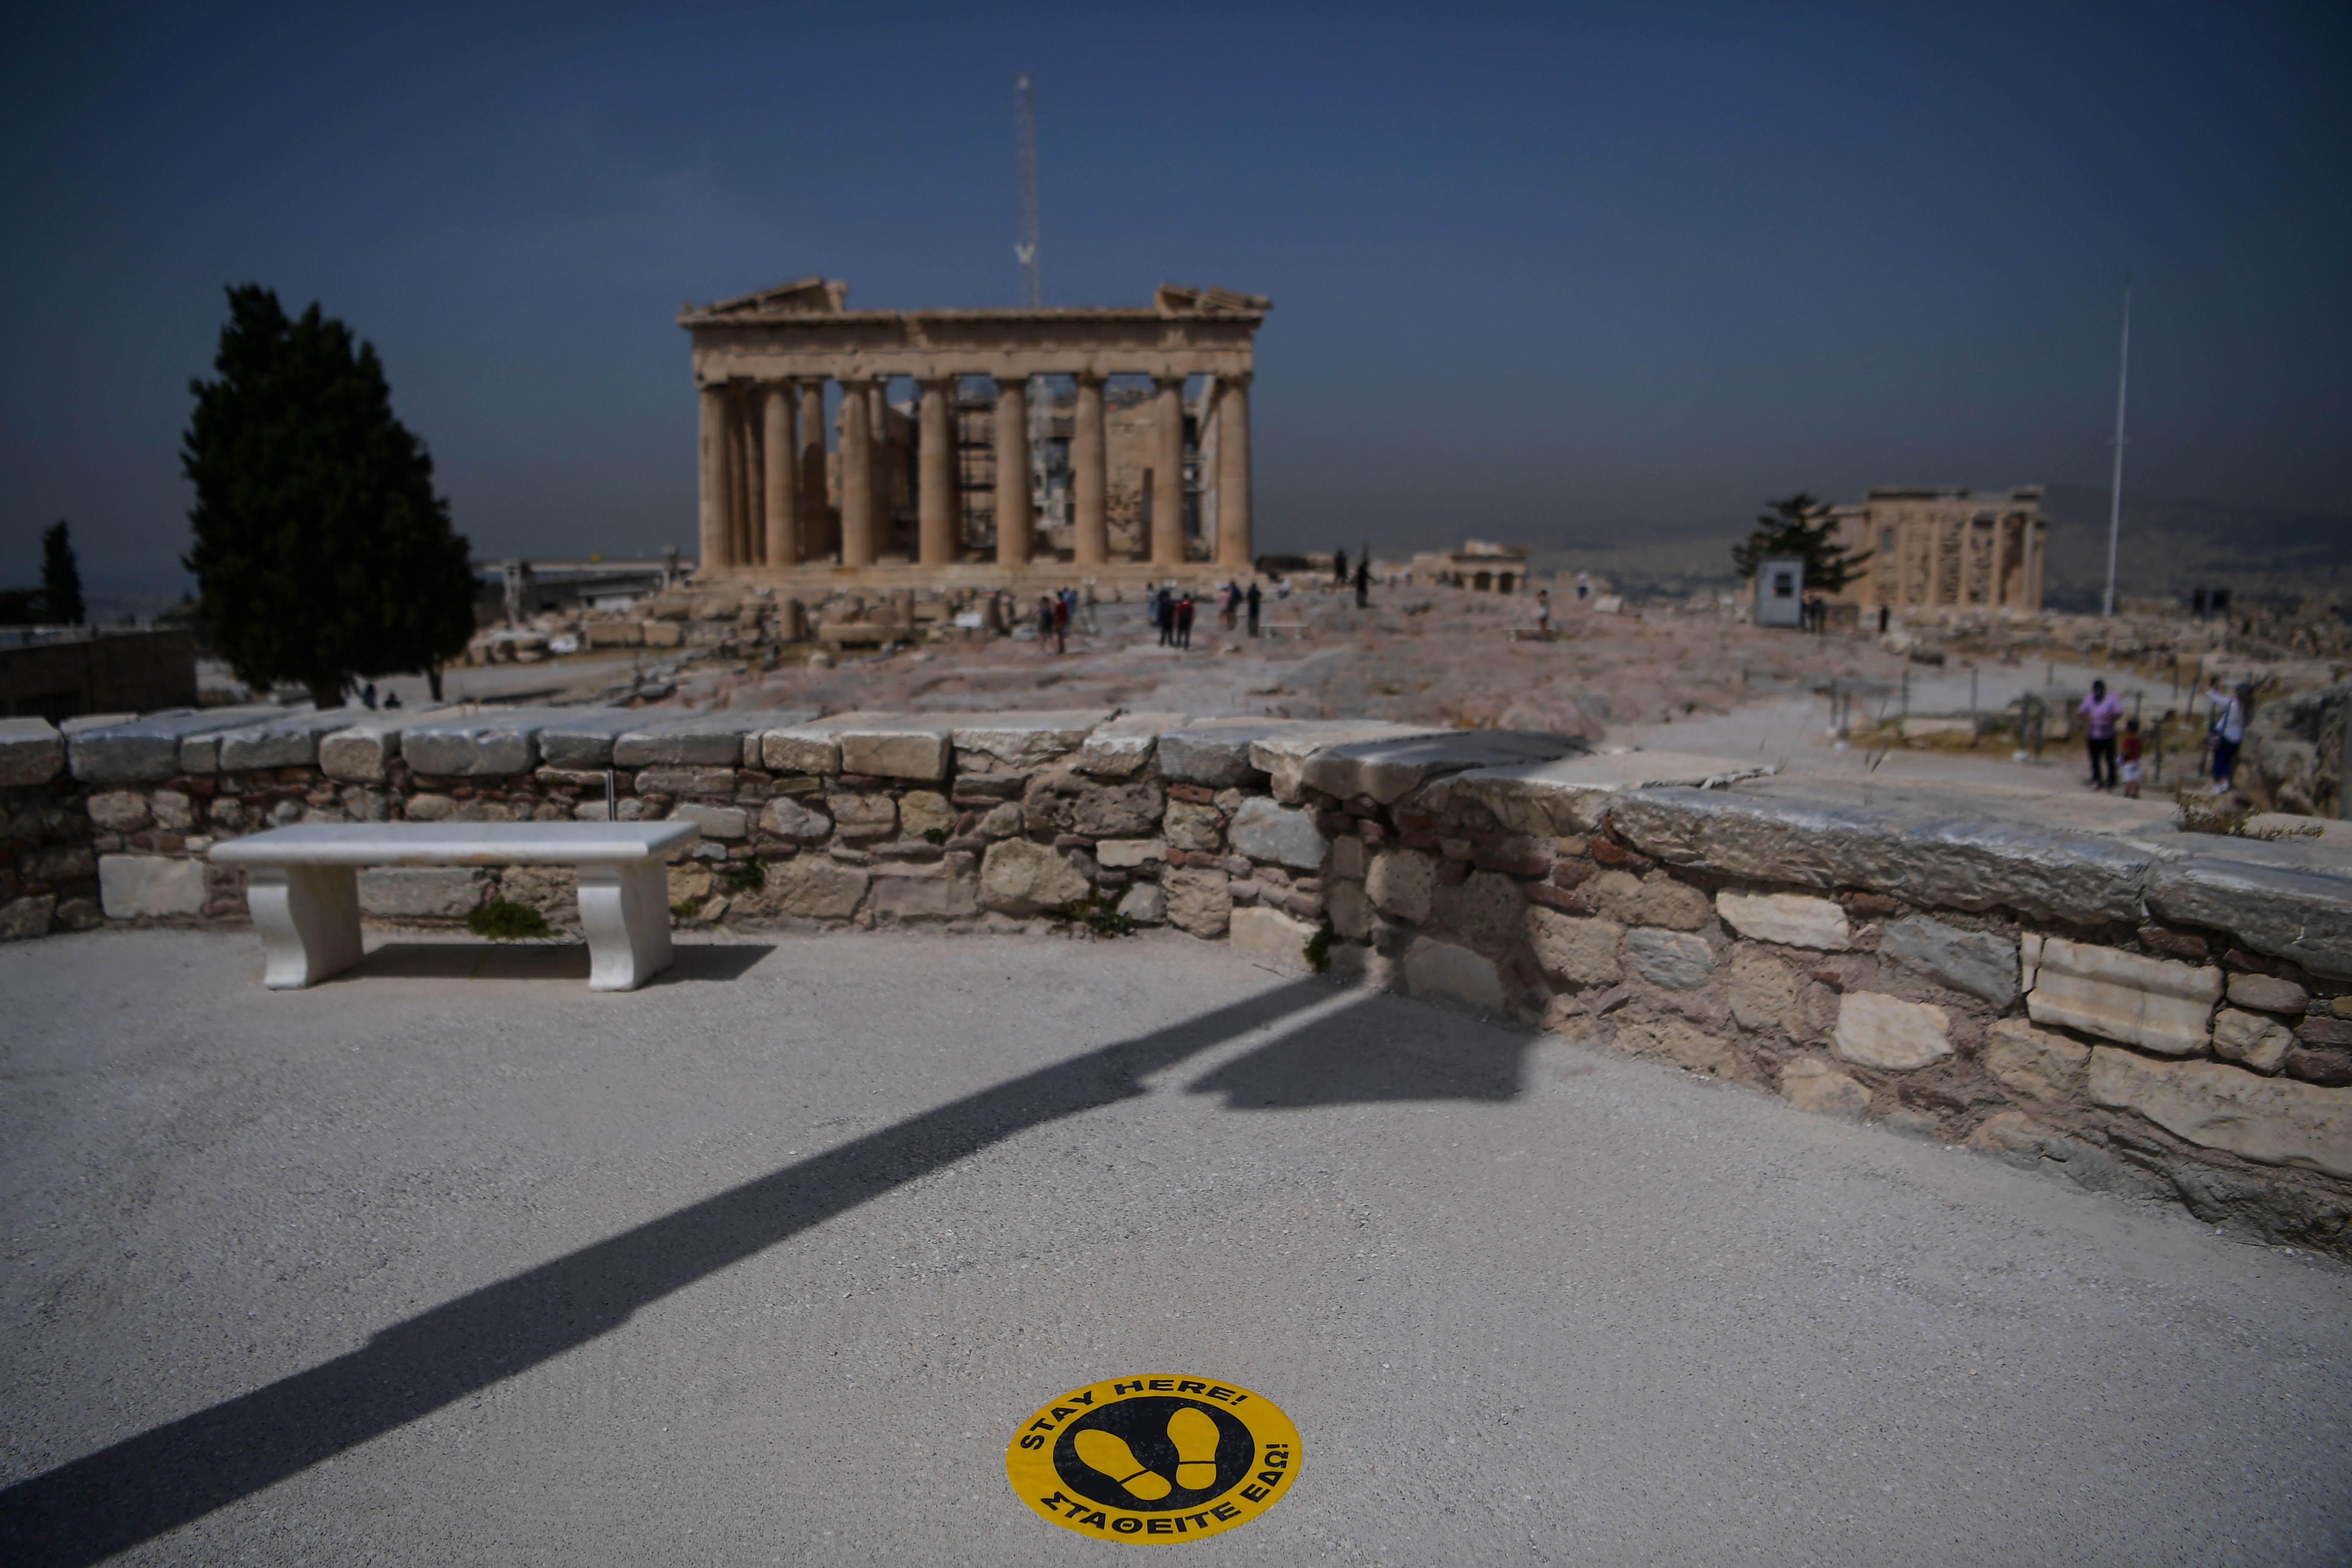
[4, 704, 2350, 1253]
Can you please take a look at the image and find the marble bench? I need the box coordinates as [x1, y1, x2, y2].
[210, 822, 700, 991]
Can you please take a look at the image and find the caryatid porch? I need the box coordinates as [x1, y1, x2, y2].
[679, 279, 1269, 586]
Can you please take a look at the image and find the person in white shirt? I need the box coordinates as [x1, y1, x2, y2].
[2206, 682, 2250, 795]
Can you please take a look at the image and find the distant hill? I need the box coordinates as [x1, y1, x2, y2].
[2039, 483, 2352, 611]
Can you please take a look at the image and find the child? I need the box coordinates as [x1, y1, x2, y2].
[2119, 717, 2144, 799]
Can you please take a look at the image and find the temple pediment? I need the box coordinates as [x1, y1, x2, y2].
[697, 277, 850, 318]
[1155, 284, 1272, 316]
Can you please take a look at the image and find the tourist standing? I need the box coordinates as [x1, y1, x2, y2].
[1535, 589, 1551, 637]
[2208, 681, 2250, 795]
[2080, 678, 2123, 790]
[1354, 558, 1370, 607]
[1155, 585, 1174, 648]
[1039, 595, 1062, 654]
[1246, 580, 1263, 637]
[1175, 591, 1195, 649]
[1576, 571, 1592, 602]
[1334, 549, 1349, 587]
[2120, 718, 2144, 799]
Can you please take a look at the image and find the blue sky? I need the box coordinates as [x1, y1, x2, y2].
[3, 2, 2346, 593]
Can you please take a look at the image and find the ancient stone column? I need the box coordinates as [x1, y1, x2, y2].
[697, 383, 729, 572]
[1073, 373, 1108, 565]
[917, 378, 957, 567]
[736, 389, 764, 566]
[721, 389, 748, 567]
[799, 379, 828, 558]
[1152, 375, 1186, 566]
[1214, 374, 1252, 568]
[995, 376, 1033, 566]
[868, 381, 894, 530]
[763, 382, 796, 568]
[839, 378, 876, 567]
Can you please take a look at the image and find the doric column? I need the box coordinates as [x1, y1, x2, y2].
[995, 377, 1033, 566]
[762, 383, 796, 569]
[917, 378, 957, 566]
[799, 379, 828, 558]
[1214, 374, 1252, 568]
[697, 383, 729, 572]
[839, 378, 876, 567]
[736, 389, 764, 566]
[868, 381, 894, 528]
[721, 389, 748, 567]
[2028, 522, 2047, 609]
[1152, 375, 1186, 566]
[1073, 373, 1108, 565]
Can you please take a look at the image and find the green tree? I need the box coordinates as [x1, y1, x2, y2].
[41, 520, 84, 625]
[1730, 493, 1872, 593]
[181, 285, 476, 707]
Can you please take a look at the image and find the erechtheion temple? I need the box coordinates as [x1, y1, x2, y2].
[1827, 486, 2049, 611]
[680, 278, 1268, 588]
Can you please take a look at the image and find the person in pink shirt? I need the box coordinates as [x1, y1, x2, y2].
[2080, 678, 2124, 791]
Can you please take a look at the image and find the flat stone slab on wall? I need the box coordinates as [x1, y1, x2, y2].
[535, 710, 664, 770]
[613, 710, 811, 768]
[1074, 713, 1186, 778]
[1157, 719, 1297, 788]
[1439, 752, 1776, 836]
[836, 716, 958, 781]
[68, 706, 285, 784]
[952, 711, 1113, 772]
[401, 713, 550, 776]
[2146, 851, 2352, 981]
[1299, 729, 1583, 806]
[1610, 787, 2155, 924]
[204, 709, 368, 773]
[317, 708, 459, 782]
[1250, 720, 1444, 802]
[0, 717, 65, 787]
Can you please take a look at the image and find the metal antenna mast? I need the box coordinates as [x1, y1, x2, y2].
[1013, 73, 1041, 308]
[2102, 278, 2132, 618]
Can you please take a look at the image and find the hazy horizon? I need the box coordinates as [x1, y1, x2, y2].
[5, 3, 2347, 597]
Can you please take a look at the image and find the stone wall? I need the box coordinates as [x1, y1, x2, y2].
[5, 704, 2350, 1253]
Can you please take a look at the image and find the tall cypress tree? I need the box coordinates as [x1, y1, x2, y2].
[1730, 493, 1871, 593]
[182, 286, 477, 707]
[40, 520, 84, 625]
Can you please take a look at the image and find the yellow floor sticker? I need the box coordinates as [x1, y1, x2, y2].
[1006, 1375, 1300, 1542]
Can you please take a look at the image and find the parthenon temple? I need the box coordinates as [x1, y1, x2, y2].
[1826, 486, 2050, 611]
[680, 278, 1269, 588]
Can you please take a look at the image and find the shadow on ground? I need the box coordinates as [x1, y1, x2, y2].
[340, 942, 775, 985]
[0, 979, 1533, 1563]
[1190, 993, 1535, 1107]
